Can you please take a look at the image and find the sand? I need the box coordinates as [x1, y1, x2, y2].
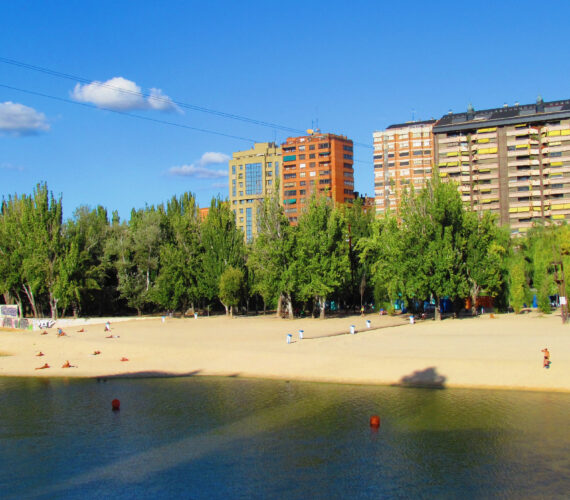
[0, 311, 569, 392]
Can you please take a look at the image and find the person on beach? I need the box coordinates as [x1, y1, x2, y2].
[542, 348, 550, 368]
[120, 357, 129, 362]
[106, 334, 120, 339]
[104, 321, 111, 332]
[62, 360, 75, 368]
[93, 350, 101, 355]
[36, 351, 44, 357]
[35, 363, 50, 370]
[57, 328, 67, 337]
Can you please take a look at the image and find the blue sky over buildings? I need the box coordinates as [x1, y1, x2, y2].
[2, 0, 570, 220]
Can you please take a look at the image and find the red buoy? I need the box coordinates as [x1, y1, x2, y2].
[112, 398, 121, 411]
[370, 415, 380, 428]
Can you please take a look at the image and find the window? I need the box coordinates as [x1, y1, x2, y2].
[319, 143, 330, 149]
[266, 171, 272, 177]
[309, 145, 315, 150]
[399, 152, 409, 157]
[343, 154, 353, 160]
[232, 165, 236, 174]
[309, 154, 316, 159]
[299, 154, 306, 160]
[320, 179, 331, 184]
[309, 171, 316, 177]
[299, 189, 306, 195]
[246, 208, 252, 241]
[343, 145, 353, 152]
[299, 163, 306, 168]
[267, 180, 272, 186]
[344, 171, 353, 177]
[284, 190, 297, 196]
[245, 163, 263, 195]
[284, 173, 296, 179]
[388, 153, 395, 158]
[300, 172, 306, 177]
[400, 161, 409, 166]
[298, 145, 305, 151]
[413, 151, 422, 156]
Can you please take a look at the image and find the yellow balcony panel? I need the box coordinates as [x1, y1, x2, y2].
[477, 138, 490, 144]
[446, 152, 459, 157]
[477, 127, 497, 133]
[553, 214, 566, 220]
[548, 130, 561, 137]
[562, 129, 570, 136]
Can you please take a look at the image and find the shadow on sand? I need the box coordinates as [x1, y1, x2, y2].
[393, 366, 447, 389]
[94, 369, 203, 381]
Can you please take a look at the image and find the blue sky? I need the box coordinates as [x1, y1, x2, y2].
[2, 0, 570, 221]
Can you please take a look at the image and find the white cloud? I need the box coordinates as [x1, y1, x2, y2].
[200, 152, 230, 166]
[0, 101, 50, 135]
[0, 162, 25, 171]
[71, 77, 180, 113]
[168, 152, 230, 178]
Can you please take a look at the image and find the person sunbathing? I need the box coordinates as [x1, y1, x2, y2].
[120, 357, 129, 362]
[62, 360, 75, 368]
[40, 330, 48, 335]
[36, 351, 44, 357]
[57, 329, 67, 337]
[106, 334, 120, 338]
[35, 363, 50, 370]
[93, 350, 101, 355]
[77, 328, 85, 333]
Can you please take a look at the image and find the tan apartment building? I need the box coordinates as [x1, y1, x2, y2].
[281, 131, 355, 224]
[373, 120, 436, 216]
[433, 98, 570, 235]
[228, 142, 281, 240]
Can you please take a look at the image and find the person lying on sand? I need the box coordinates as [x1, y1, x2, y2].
[93, 350, 101, 355]
[36, 351, 44, 357]
[57, 329, 67, 337]
[77, 328, 85, 333]
[105, 334, 120, 339]
[120, 357, 129, 362]
[41, 330, 48, 335]
[61, 360, 75, 368]
[35, 363, 50, 370]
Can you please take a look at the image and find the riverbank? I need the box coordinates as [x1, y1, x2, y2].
[0, 311, 568, 392]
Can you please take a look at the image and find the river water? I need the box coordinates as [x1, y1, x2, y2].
[0, 376, 568, 499]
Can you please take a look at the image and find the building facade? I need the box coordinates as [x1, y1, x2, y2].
[280, 132, 355, 224]
[228, 142, 281, 240]
[373, 120, 435, 216]
[433, 98, 570, 235]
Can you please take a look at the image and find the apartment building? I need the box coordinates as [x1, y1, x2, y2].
[373, 120, 435, 216]
[281, 132, 355, 224]
[228, 142, 281, 240]
[433, 98, 570, 235]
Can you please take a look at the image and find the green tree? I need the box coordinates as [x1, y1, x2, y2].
[293, 195, 350, 319]
[200, 198, 245, 308]
[247, 182, 296, 317]
[219, 266, 244, 316]
[153, 193, 203, 315]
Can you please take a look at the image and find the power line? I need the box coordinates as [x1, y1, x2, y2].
[0, 83, 259, 143]
[0, 56, 373, 149]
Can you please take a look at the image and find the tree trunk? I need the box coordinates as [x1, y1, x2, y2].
[22, 284, 38, 318]
[285, 292, 294, 319]
[471, 283, 480, 317]
[276, 293, 283, 318]
[230, 305, 233, 317]
[319, 296, 326, 319]
[49, 291, 58, 320]
[434, 296, 441, 321]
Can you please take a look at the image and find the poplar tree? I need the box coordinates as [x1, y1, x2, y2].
[293, 194, 350, 319]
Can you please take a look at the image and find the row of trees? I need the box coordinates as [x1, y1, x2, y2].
[1, 180, 569, 320]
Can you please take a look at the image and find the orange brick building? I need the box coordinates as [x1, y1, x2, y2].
[281, 132, 355, 223]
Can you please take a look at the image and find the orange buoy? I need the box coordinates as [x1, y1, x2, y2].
[370, 415, 380, 428]
[112, 398, 121, 411]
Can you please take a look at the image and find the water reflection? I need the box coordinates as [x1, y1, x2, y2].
[0, 377, 569, 499]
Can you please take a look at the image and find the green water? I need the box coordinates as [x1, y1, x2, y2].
[0, 377, 568, 499]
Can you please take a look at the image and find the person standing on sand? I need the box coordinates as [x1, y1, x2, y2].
[541, 348, 550, 368]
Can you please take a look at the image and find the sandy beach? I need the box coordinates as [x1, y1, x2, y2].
[1, 311, 568, 392]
